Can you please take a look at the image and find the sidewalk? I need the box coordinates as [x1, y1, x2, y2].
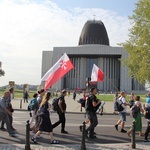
[0, 142, 150, 150]
[11, 94, 131, 114]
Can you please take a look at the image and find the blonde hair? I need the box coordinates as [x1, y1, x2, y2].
[40, 92, 51, 107]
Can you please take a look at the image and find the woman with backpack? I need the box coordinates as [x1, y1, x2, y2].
[127, 96, 144, 137]
[31, 92, 59, 144]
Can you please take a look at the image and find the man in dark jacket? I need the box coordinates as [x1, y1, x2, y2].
[52, 90, 68, 134]
[85, 87, 101, 139]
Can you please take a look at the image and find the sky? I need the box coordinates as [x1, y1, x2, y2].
[0, 0, 138, 86]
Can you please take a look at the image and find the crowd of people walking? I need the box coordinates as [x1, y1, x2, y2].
[0, 87, 150, 144]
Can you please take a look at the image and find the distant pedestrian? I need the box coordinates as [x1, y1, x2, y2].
[52, 89, 68, 134]
[0, 91, 16, 137]
[37, 89, 45, 106]
[31, 92, 59, 144]
[127, 96, 144, 137]
[113, 92, 119, 114]
[146, 92, 150, 103]
[68, 90, 70, 96]
[85, 87, 101, 139]
[23, 89, 29, 103]
[73, 91, 76, 101]
[114, 91, 130, 133]
[129, 93, 135, 108]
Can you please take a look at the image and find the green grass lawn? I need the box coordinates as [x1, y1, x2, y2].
[96, 93, 147, 102]
[0, 89, 36, 99]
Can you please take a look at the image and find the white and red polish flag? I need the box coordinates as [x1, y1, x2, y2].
[41, 53, 74, 90]
[91, 64, 104, 82]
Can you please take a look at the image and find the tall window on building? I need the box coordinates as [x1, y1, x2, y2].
[86, 58, 98, 77]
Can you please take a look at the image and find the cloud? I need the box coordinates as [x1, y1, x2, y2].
[0, 0, 130, 86]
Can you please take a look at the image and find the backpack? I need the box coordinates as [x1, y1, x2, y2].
[116, 98, 124, 112]
[27, 98, 36, 111]
[130, 105, 139, 118]
[144, 107, 150, 119]
[52, 98, 59, 111]
[78, 98, 86, 107]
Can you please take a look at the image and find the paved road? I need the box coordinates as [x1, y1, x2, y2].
[0, 110, 147, 146]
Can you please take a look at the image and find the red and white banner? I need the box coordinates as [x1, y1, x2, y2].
[41, 53, 74, 90]
[91, 64, 104, 82]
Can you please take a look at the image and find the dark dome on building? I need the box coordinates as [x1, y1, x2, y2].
[78, 20, 109, 46]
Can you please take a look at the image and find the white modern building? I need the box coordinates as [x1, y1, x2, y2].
[41, 20, 144, 92]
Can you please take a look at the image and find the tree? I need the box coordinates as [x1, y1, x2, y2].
[0, 61, 5, 77]
[121, 0, 150, 83]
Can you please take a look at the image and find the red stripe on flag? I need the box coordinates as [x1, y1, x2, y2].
[44, 59, 74, 90]
[97, 69, 104, 82]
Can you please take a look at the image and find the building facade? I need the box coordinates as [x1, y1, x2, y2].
[41, 20, 144, 92]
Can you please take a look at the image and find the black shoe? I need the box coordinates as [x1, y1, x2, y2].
[31, 137, 38, 144]
[9, 132, 17, 137]
[89, 135, 96, 139]
[93, 132, 97, 135]
[79, 126, 82, 132]
[115, 125, 118, 131]
[51, 139, 59, 144]
[61, 130, 68, 134]
[121, 129, 127, 133]
[144, 139, 149, 142]
[0, 127, 7, 131]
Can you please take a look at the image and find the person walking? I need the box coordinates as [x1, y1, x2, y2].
[115, 91, 130, 133]
[0, 87, 15, 131]
[0, 91, 16, 137]
[73, 91, 76, 101]
[37, 89, 45, 105]
[52, 89, 68, 134]
[127, 96, 144, 137]
[143, 98, 150, 142]
[28, 93, 39, 129]
[23, 89, 29, 103]
[85, 87, 101, 139]
[129, 93, 135, 108]
[31, 92, 59, 144]
[113, 92, 119, 114]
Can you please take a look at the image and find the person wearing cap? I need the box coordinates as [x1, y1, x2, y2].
[0, 91, 16, 137]
[85, 87, 101, 139]
[52, 89, 68, 134]
[114, 91, 130, 133]
[0, 87, 15, 131]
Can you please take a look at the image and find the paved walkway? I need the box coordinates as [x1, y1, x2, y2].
[11, 93, 131, 114]
[0, 142, 150, 150]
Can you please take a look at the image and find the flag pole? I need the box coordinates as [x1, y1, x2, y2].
[104, 74, 119, 92]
